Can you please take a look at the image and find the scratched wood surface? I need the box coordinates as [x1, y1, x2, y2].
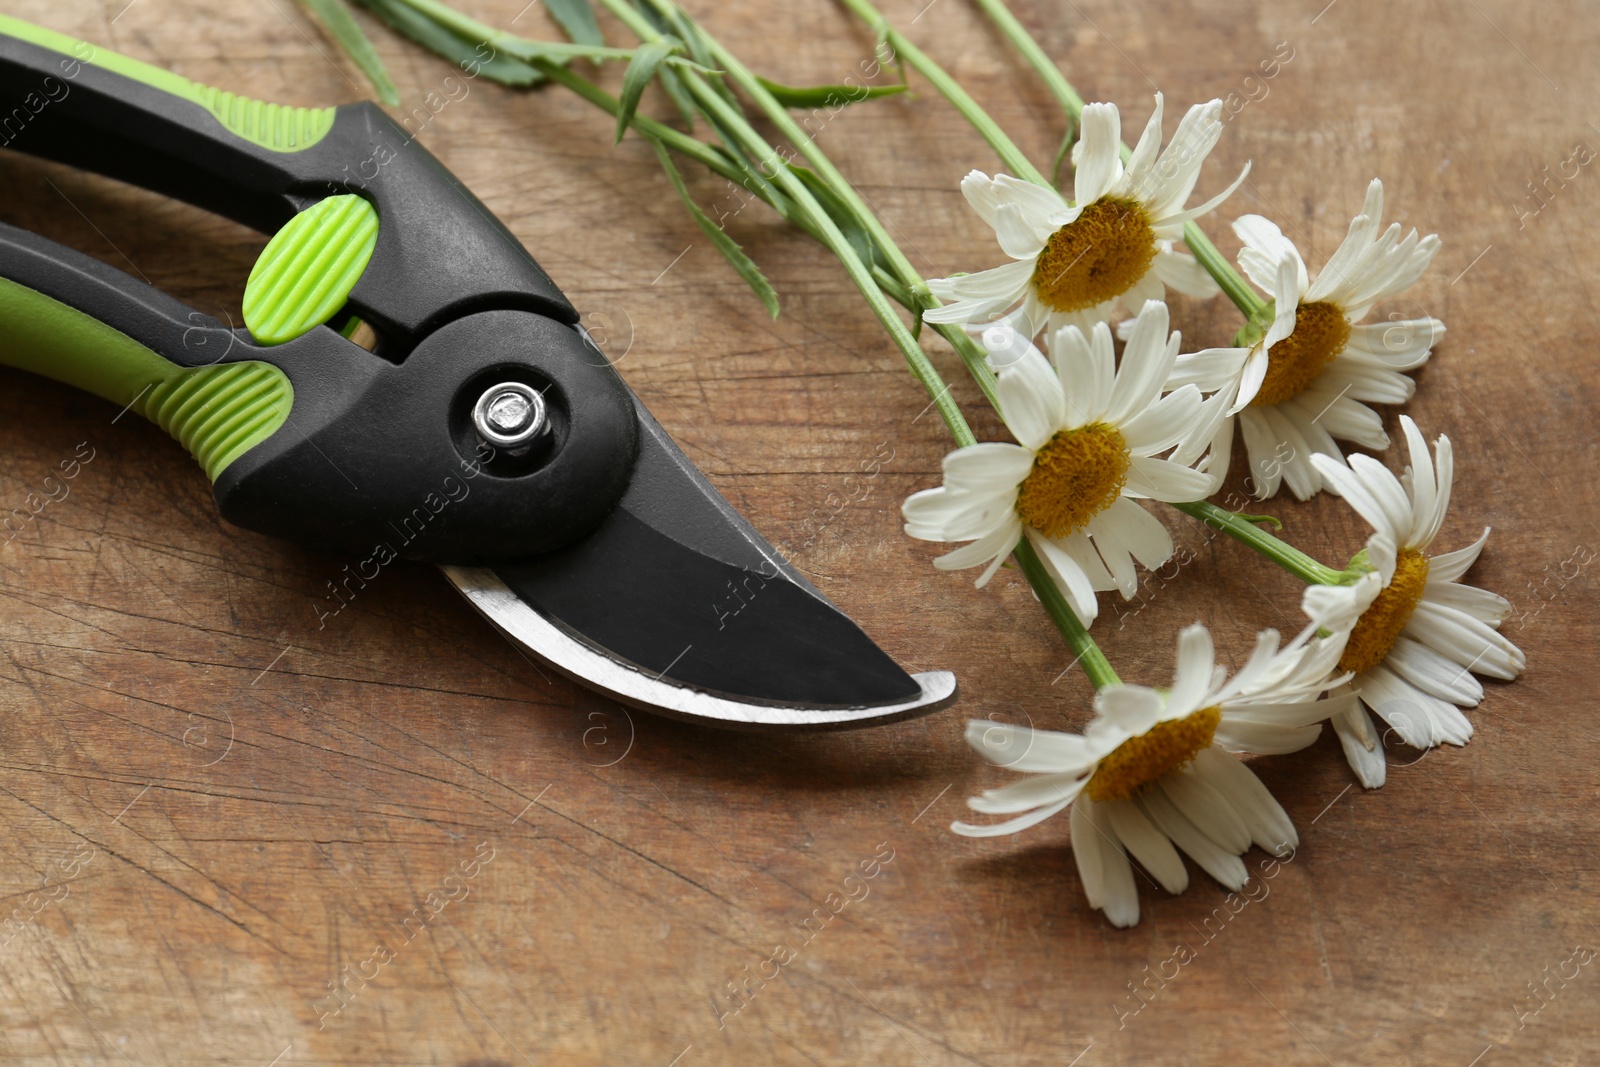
[0, 0, 1595, 1063]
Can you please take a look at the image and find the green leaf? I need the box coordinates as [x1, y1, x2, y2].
[755, 76, 905, 109]
[615, 37, 679, 143]
[784, 162, 877, 268]
[650, 139, 779, 319]
[653, 63, 699, 131]
[493, 38, 638, 63]
[642, 2, 739, 109]
[353, 0, 543, 86]
[299, 0, 402, 105]
[544, 0, 604, 46]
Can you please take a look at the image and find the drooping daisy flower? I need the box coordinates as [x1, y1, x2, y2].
[953, 623, 1352, 927]
[923, 94, 1248, 338]
[1167, 179, 1444, 500]
[1302, 417, 1525, 788]
[902, 301, 1225, 626]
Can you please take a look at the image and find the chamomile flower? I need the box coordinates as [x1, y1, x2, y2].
[1168, 180, 1444, 499]
[1302, 417, 1525, 788]
[901, 301, 1226, 626]
[953, 623, 1352, 927]
[923, 94, 1248, 338]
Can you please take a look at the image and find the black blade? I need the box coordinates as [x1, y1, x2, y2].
[489, 399, 925, 710]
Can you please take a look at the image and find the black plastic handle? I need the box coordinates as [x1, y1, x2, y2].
[0, 21, 642, 563]
[0, 20, 574, 345]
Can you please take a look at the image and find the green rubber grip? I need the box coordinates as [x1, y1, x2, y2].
[0, 14, 334, 152]
[0, 277, 293, 480]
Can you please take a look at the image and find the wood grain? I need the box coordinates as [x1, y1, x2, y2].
[0, 0, 1595, 1063]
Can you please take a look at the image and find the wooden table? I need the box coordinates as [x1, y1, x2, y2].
[1, 0, 1594, 1062]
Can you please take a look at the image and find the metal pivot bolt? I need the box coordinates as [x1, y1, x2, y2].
[472, 382, 549, 453]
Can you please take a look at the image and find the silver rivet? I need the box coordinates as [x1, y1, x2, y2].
[472, 382, 547, 451]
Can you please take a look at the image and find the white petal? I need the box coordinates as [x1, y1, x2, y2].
[941, 441, 1035, 487]
[1385, 635, 1484, 707]
[1049, 322, 1114, 425]
[1232, 214, 1307, 297]
[1088, 510, 1139, 597]
[1192, 748, 1298, 854]
[967, 772, 1090, 815]
[1168, 346, 1249, 395]
[1359, 664, 1472, 748]
[1075, 102, 1124, 205]
[1072, 796, 1141, 927]
[1311, 454, 1400, 541]
[1212, 718, 1323, 755]
[1148, 160, 1252, 231]
[1331, 701, 1387, 788]
[1151, 249, 1221, 298]
[1137, 99, 1224, 218]
[1167, 623, 1216, 715]
[994, 347, 1066, 451]
[1428, 527, 1491, 583]
[1348, 454, 1416, 547]
[994, 202, 1048, 259]
[1123, 93, 1166, 186]
[1105, 797, 1188, 894]
[1101, 498, 1174, 571]
[991, 173, 1072, 225]
[1406, 600, 1525, 680]
[1422, 581, 1510, 625]
[952, 795, 1074, 838]
[932, 514, 1022, 576]
[1161, 765, 1252, 854]
[1122, 385, 1206, 455]
[965, 719, 1101, 774]
[1107, 301, 1176, 424]
[1096, 685, 1165, 735]
[1261, 259, 1303, 351]
[958, 169, 1001, 227]
[927, 258, 1036, 301]
[1137, 786, 1249, 890]
[1125, 455, 1214, 501]
[921, 292, 1019, 327]
[1031, 531, 1103, 625]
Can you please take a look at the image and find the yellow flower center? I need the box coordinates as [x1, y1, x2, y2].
[1030, 197, 1157, 314]
[1251, 301, 1351, 406]
[1086, 705, 1223, 803]
[1337, 549, 1431, 674]
[1014, 424, 1130, 540]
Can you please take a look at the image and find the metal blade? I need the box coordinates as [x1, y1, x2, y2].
[442, 398, 956, 729]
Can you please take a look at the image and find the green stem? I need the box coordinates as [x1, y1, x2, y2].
[967, 0, 1082, 120]
[632, 0, 1000, 410]
[833, 0, 1047, 186]
[1184, 224, 1265, 317]
[1172, 500, 1346, 586]
[1013, 539, 1120, 689]
[530, 59, 917, 305]
[596, 0, 977, 447]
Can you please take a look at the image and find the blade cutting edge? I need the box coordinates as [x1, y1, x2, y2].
[444, 563, 957, 729]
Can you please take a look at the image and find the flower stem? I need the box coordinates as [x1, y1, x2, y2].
[1171, 500, 1346, 586]
[1182, 224, 1265, 317]
[593, 0, 980, 448]
[630, 0, 1001, 410]
[832, 0, 1047, 187]
[525, 57, 917, 302]
[966, 0, 1083, 120]
[1013, 539, 1121, 689]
